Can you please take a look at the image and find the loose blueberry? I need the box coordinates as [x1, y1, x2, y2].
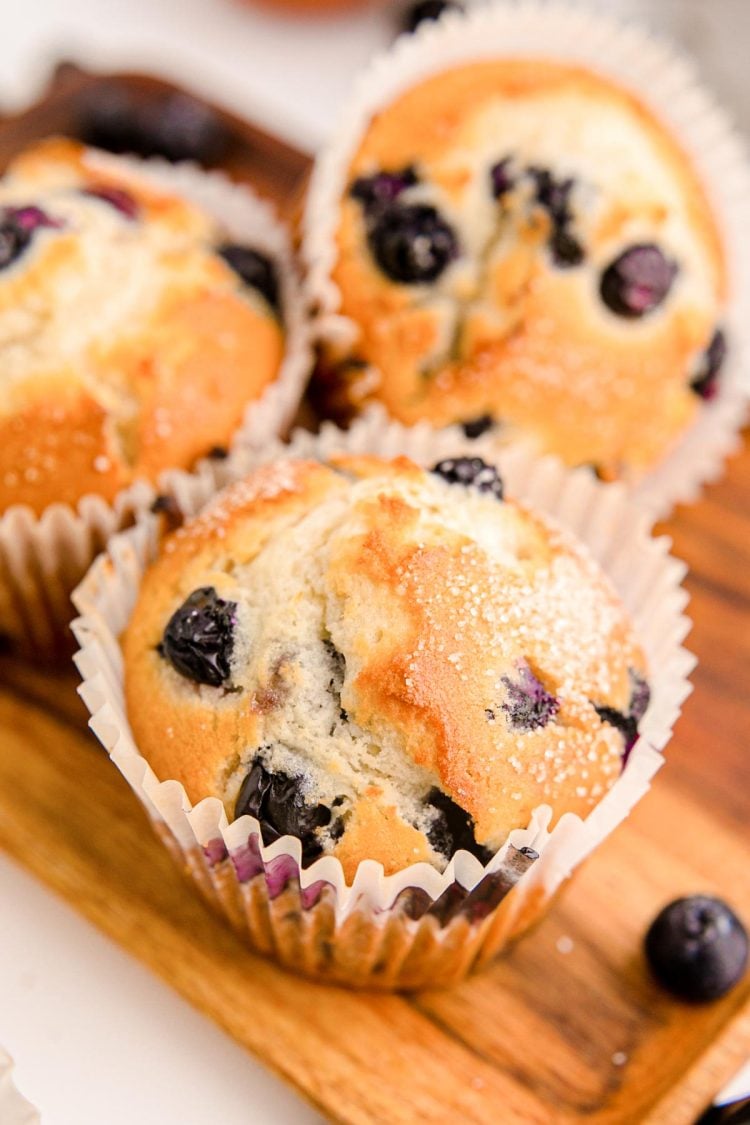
[645, 895, 748, 1002]
[351, 167, 417, 210]
[79, 84, 227, 164]
[401, 0, 464, 34]
[159, 586, 236, 687]
[367, 203, 458, 284]
[83, 185, 139, 220]
[426, 787, 493, 864]
[461, 414, 495, 440]
[140, 93, 228, 164]
[490, 158, 515, 200]
[594, 668, 650, 763]
[235, 760, 333, 865]
[501, 661, 560, 731]
[0, 206, 61, 270]
[691, 329, 727, 401]
[218, 245, 280, 312]
[600, 244, 677, 318]
[431, 456, 504, 500]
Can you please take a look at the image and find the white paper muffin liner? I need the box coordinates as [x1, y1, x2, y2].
[302, 0, 750, 521]
[72, 413, 694, 989]
[0, 154, 311, 655]
[0, 1050, 39, 1125]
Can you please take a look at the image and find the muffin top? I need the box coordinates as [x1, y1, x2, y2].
[123, 453, 649, 880]
[319, 59, 726, 478]
[0, 138, 285, 515]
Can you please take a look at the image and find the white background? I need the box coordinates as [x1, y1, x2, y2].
[1, 1, 747, 1122]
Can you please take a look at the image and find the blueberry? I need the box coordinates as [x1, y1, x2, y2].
[78, 83, 227, 165]
[490, 158, 515, 200]
[401, 0, 464, 34]
[691, 328, 727, 401]
[159, 586, 236, 687]
[0, 206, 61, 270]
[645, 896, 748, 1002]
[600, 244, 677, 318]
[235, 760, 333, 865]
[594, 668, 650, 763]
[140, 93, 227, 164]
[207, 445, 229, 460]
[461, 414, 495, 440]
[83, 185, 139, 220]
[350, 167, 417, 210]
[431, 456, 504, 500]
[426, 787, 493, 864]
[218, 245, 280, 312]
[550, 227, 584, 268]
[149, 494, 183, 530]
[529, 167, 575, 226]
[367, 203, 458, 284]
[501, 661, 559, 731]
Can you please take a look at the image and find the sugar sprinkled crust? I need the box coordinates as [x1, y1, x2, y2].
[0, 138, 285, 515]
[320, 59, 725, 478]
[124, 454, 648, 878]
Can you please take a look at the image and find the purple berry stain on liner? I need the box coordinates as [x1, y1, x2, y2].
[203, 838, 228, 866]
[501, 660, 560, 732]
[600, 243, 678, 318]
[0, 205, 63, 270]
[230, 837, 264, 884]
[83, 185, 140, 220]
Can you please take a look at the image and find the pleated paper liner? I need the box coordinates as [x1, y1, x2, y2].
[72, 414, 693, 989]
[0, 1049, 39, 1125]
[0, 153, 311, 656]
[303, 0, 750, 520]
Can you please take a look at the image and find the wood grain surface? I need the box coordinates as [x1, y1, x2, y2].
[0, 68, 748, 1125]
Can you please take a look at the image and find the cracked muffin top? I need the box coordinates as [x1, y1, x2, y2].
[123, 453, 650, 880]
[0, 138, 285, 515]
[315, 59, 726, 479]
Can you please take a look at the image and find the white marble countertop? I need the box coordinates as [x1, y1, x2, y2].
[0, 1, 747, 1121]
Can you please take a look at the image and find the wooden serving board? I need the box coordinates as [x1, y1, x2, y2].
[1, 66, 749, 1125]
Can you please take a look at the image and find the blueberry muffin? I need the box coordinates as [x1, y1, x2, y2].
[0, 138, 286, 515]
[312, 60, 726, 479]
[123, 453, 650, 880]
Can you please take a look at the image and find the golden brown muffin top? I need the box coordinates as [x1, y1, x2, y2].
[124, 453, 649, 879]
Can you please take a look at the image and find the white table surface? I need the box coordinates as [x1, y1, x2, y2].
[1, 1, 747, 1122]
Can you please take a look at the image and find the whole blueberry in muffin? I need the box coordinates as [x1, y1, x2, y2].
[124, 454, 648, 878]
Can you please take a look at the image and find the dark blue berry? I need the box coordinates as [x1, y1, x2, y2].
[645, 896, 748, 1002]
[461, 414, 496, 439]
[401, 0, 464, 34]
[431, 456, 504, 499]
[601, 244, 677, 318]
[235, 760, 333, 865]
[159, 586, 236, 687]
[80, 84, 227, 165]
[426, 787, 493, 864]
[218, 245, 280, 312]
[83, 185, 139, 220]
[367, 203, 458, 284]
[490, 158, 515, 200]
[594, 668, 650, 762]
[351, 167, 417, 209]
[501, 661, 560, 731]
[691, 329, 726, 401]
[550, 227, 584, 268]
[0, 206, 61, 270]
